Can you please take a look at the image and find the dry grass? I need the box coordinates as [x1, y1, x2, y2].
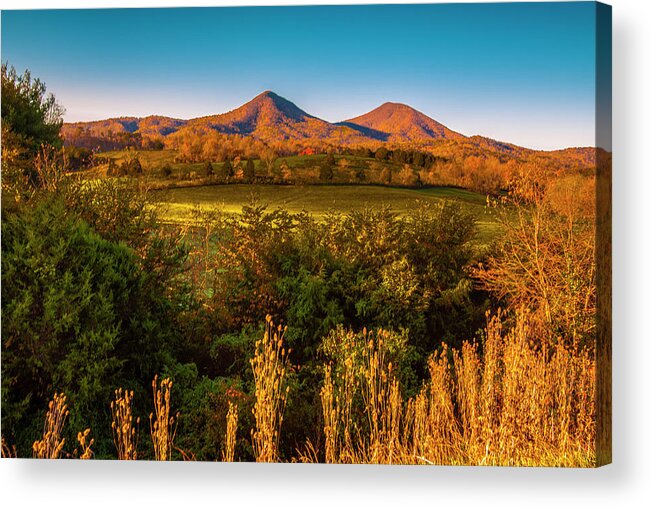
[314, 311, 596, 466]
[1, 437, 17, 458]
[250, 316, 291, 463]
[20, 309, 594, 466]
[76, 428, 94, 459]
[111, 388, 139, 460]
[149, 375, 178, 461]
[31, 392, 95, 459]
[222, 401, 239, 462]
[32, 392, 69, 459]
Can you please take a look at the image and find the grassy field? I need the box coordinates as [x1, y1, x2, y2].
[154, 184, 502, 245]
[89, 150, 502, 244]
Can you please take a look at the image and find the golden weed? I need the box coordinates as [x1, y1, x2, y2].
[320, 330, 412, 464]
[222, 401, 239, 462]
[32, 392, 69, 459]
[250, 316, 290, 463]
[76, 428, 94, 459]
[149, 375, 178, 461]
[111, 388, 139, 460]
[321, 365, 339, 463]
[1, 437, 17, 458]
[314, 310, 596, 466]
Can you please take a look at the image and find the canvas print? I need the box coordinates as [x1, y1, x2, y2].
[0, 2, 611, 466]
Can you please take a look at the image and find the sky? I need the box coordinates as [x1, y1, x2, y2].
[1, 3, 601, 150]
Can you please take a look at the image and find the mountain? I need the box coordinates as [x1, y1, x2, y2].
[61, 92, 594, 166]
[342, 102, 465, 142]
[62, 115, 186, 138]
[62, 92, 465, 145]
[185, 91, 341, 141]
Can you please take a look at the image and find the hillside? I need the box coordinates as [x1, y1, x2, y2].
[342, 102, 465, 142]
[186, 91, 337, 141]
[62, 115, 186, 138]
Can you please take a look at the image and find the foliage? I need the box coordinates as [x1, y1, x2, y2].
[1, 63, 64, 202]
[1, 63, 63, 155]
[1, 197, 185, 456]
[476, 174, 596, 349]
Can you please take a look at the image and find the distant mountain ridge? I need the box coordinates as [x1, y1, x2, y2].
[63, 91, 468, 144]
[61, 91, 594, 156]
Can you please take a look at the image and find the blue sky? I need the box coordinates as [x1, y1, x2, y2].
[2, 3, 599, 149]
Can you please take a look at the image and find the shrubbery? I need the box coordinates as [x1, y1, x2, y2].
[1, 196, 187, 456]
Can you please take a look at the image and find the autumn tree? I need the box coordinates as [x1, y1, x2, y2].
[397, 164, 421, 187]
[262, 149, 277, 177]
[279, 159, 291, 182]
[475, 174, 596, 350]
[375, 147, 389, 161]
[380, 167, 392, 185]
[1, 63, 64, 201]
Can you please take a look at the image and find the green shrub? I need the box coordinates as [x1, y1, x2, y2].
[1, 198, 184, 456]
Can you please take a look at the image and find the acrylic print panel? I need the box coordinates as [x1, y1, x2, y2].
[0, 2, 611, 466]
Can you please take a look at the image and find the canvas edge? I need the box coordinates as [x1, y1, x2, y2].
[595, 0, 612, 468]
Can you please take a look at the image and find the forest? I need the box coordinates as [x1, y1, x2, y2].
[1, 63, 604, 466]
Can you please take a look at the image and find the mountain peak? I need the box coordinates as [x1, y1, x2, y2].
[378, 101, 412, 110]
[254, 90, 280, 100]
[345, 102, 464, 142]
[242, 90, 313, 122]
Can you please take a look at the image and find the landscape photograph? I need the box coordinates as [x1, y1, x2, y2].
[1, 2, 611, 466]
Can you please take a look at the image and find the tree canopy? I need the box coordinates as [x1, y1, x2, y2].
[1, 63, 64, 154]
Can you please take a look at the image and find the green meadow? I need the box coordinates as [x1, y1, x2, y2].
[153, 183, 502, 245]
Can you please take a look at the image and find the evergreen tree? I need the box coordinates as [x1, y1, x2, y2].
[222, 159, 234, 178]
[319, 164, 334, 182]
[243, 159, 255, 181]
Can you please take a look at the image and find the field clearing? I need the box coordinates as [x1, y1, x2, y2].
[154, 184, 502, 244]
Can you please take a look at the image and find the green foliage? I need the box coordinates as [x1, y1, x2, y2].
[1, 63, 63, 155]
[1, 63, 64, 202]
[1, 198, 184, 456]
[196, 200, 484, 389]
